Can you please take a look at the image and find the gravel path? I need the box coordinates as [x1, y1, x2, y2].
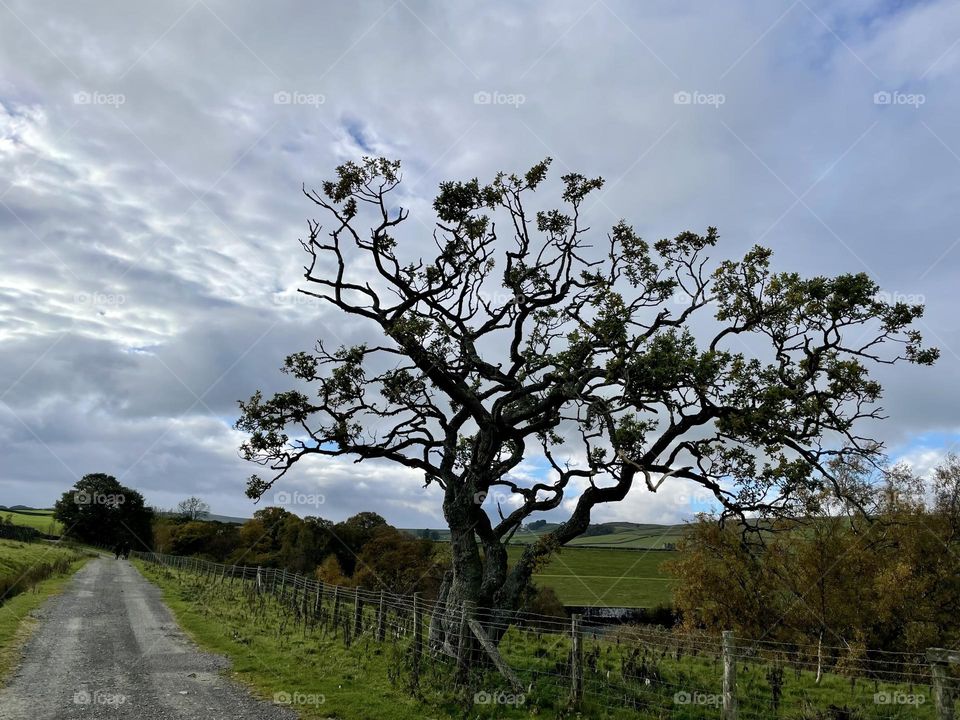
[0, 558, 297, 719]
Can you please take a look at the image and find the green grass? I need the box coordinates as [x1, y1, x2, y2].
[516, 545, 677, 607]
[135, 559, 936, 720]
[512, 522, 688, 550]
[134, 560, 440, 720]
[0, 508, 63, 535]
[0, 540, 92, 680]
[0, 538, 85, 588]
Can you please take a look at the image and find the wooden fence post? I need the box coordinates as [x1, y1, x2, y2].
[412, 593, 422, 691]
[456, 600, 474, 686]
[353, 588, 363, 638]
[928, 648, 957, 720]
[314, 583, 322, 617]
[722, 631, 738, 720]
[332, 586, 341, 629]
[376, 591, 386, 642]
[570, 614, 583, 706]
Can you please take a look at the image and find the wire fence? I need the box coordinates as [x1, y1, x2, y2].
[131, 551, 958, 719]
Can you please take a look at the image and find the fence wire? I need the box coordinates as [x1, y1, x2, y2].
[131, 551, 957, 720]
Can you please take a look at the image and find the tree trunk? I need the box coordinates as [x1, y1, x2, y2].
[435, 465, 624, 650]
[437, 481, 485, 651]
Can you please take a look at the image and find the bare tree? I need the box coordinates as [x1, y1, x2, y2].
[176, 496, 210, 521]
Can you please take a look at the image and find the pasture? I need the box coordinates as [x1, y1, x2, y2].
[519, 545, 677, 607]
[512, 521, 688, 550]
[0, 538, 82, 590]
[0, 508, 62, 536]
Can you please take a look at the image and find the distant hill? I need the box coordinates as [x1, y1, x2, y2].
[152, 509, 250, 525]
[403, 521, 688, 549]
[205, 512, 250, 524]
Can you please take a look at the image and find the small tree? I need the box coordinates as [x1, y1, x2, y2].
[176, 496, 210, 521]
[237, 157, 936, 645]
[53, 473, 154, 549]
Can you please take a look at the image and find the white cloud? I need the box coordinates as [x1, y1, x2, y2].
[1, 0, 959, 530]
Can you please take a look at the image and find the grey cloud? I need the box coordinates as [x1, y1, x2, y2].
[1, 0, 959, 527]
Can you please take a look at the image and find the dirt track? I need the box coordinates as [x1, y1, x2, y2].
[0, 558, 296, 719]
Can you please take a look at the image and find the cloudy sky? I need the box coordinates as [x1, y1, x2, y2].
[1, 0, 959, 528]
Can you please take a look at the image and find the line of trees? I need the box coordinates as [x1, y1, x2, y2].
[668, 454, 960, 656]
[152, 505, 564, 616]
[153, 506, 447, 600]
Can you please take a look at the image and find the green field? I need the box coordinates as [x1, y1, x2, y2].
[412, 521, 688, 550]
[0, 508, 63, 535]
[0, 538, 83, 584]
[520, 546, 677, 607]
[136, 559, 934, 720]
[513, 522, 688, 550]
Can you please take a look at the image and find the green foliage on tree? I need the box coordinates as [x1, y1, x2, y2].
[53, 473, 153, 550]
[154, 518, 239, 560]
[236, 156, 936, 642]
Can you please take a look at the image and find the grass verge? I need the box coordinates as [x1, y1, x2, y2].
[134, 559, 442, 720]
[0, 555, 91, 680]
[134, 557, 940, 720]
